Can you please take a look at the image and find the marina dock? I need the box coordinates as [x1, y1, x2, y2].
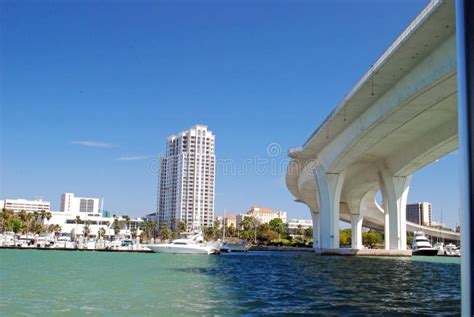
[0, 246, 153, 253]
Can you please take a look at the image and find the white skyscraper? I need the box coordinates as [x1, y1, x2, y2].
[157, 125, 216, 230]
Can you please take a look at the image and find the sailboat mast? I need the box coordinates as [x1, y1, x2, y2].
[440, 207, 443, 244]
[223, 208, 226, 241]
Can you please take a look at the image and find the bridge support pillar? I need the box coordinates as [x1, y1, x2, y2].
[384, 206, 390, 250]
[378, 171, 411, 250]
[310, 212, 320, 249]
[314, 166, 345, 249]
[351, 214, 363, 249]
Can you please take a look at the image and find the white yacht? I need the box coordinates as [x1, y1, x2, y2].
[433, 242, 445, 256]
[149, 231, 219, 255]
[0, 232, 16, 247]
[444, 243, 461, 257]
[412, 232, 438, 256]
[56, 236, 76, 249]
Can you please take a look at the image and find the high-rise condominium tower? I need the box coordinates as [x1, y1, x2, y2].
[157, 125, 216, 230]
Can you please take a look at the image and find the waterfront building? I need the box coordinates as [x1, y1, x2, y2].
[224, 214, 237, 228]
[44, 211, 145, 238]
[245, 206, 287, 224]
[214, 214, 238, 228]
[286, 218, 312, 231]
[286, 218, 312, 237]
[0, 198, 51, 212]
[60, 192, 100, 215]
[157, 125, 216, 231]
[406, 202, 432, 226]
[1, 194, 143, 238]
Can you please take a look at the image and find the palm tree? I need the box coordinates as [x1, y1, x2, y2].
[1, 209, 15, 233]
[31, 211, 39, 232]
[18, 210, 28, 222]
[75, 216, 83, 225]
[53, 225, 62, 238]
[178, 221, 186, 234]
[0, 209, 7, 232]
[159, 223, 171, 241]
[17, 211, 29, 234]
[40, 210, 47, 224]
[143, 220, 150, 240]
[142, 220, 152, 241]
[25, 213, 33, 234]
[228, 223, 236, 237]
[33, 222, 44, 235]
[46, 212, 52, 223]
[304, 227, 313, 241]
[269, 218, 286, 241]
[74, 216, 82, 240]
[151, 221, 158, 239]
[113, 218, 120, 237]
[99, 227, 106, 239]
[83, 220, 92, 238]
[123, 215, 131, 238]
[241, 216, 260, 244]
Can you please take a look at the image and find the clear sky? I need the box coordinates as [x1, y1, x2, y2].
[0, 0, 460, 228]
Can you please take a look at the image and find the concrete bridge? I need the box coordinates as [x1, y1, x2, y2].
[407, 222, 460, 242]
[286, 0, 460, 251]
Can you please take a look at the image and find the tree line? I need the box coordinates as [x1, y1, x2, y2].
[339, 228, 384, 248]
[201, 216, 313, 246]
[0, 209, 61, 236]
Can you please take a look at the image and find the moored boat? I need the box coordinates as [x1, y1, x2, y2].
[220, 241, 249, 253]
[412, 232, 438, 256]
[444, 243, 461, 257]
[149, 231, 219, 255]
[433, 242, 445, 256]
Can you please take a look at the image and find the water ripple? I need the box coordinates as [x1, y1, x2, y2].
[0, 250, 460, 316]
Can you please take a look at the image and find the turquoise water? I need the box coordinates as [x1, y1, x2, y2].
[0, 250, 460, 315]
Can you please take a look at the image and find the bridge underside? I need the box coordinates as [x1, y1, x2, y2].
[286, 1, 460, 250]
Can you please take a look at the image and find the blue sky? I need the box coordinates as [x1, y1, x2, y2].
[0, 0, 460, 228]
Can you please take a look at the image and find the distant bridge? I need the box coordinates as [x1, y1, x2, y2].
[286, 0, 460, 250]
[407, 222, 460, 242]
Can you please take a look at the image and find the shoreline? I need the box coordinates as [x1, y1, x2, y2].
[248, 245, 314, 252]
[0, 246, 153, 253]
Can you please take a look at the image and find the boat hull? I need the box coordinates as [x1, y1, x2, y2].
[412, 249, 439, 256]
[149, 244, 214, 255]
[220, 243, 249, 253]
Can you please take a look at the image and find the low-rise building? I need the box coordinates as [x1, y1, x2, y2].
[43, 212, 145, 238]
[223, 214, 237, 228]
[214, 215, 238, 228]
[286, 218, 312, 232]
[0, 198, 51, 212]
[1, 194, 144, 238]
[246, 206, 287, 224]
